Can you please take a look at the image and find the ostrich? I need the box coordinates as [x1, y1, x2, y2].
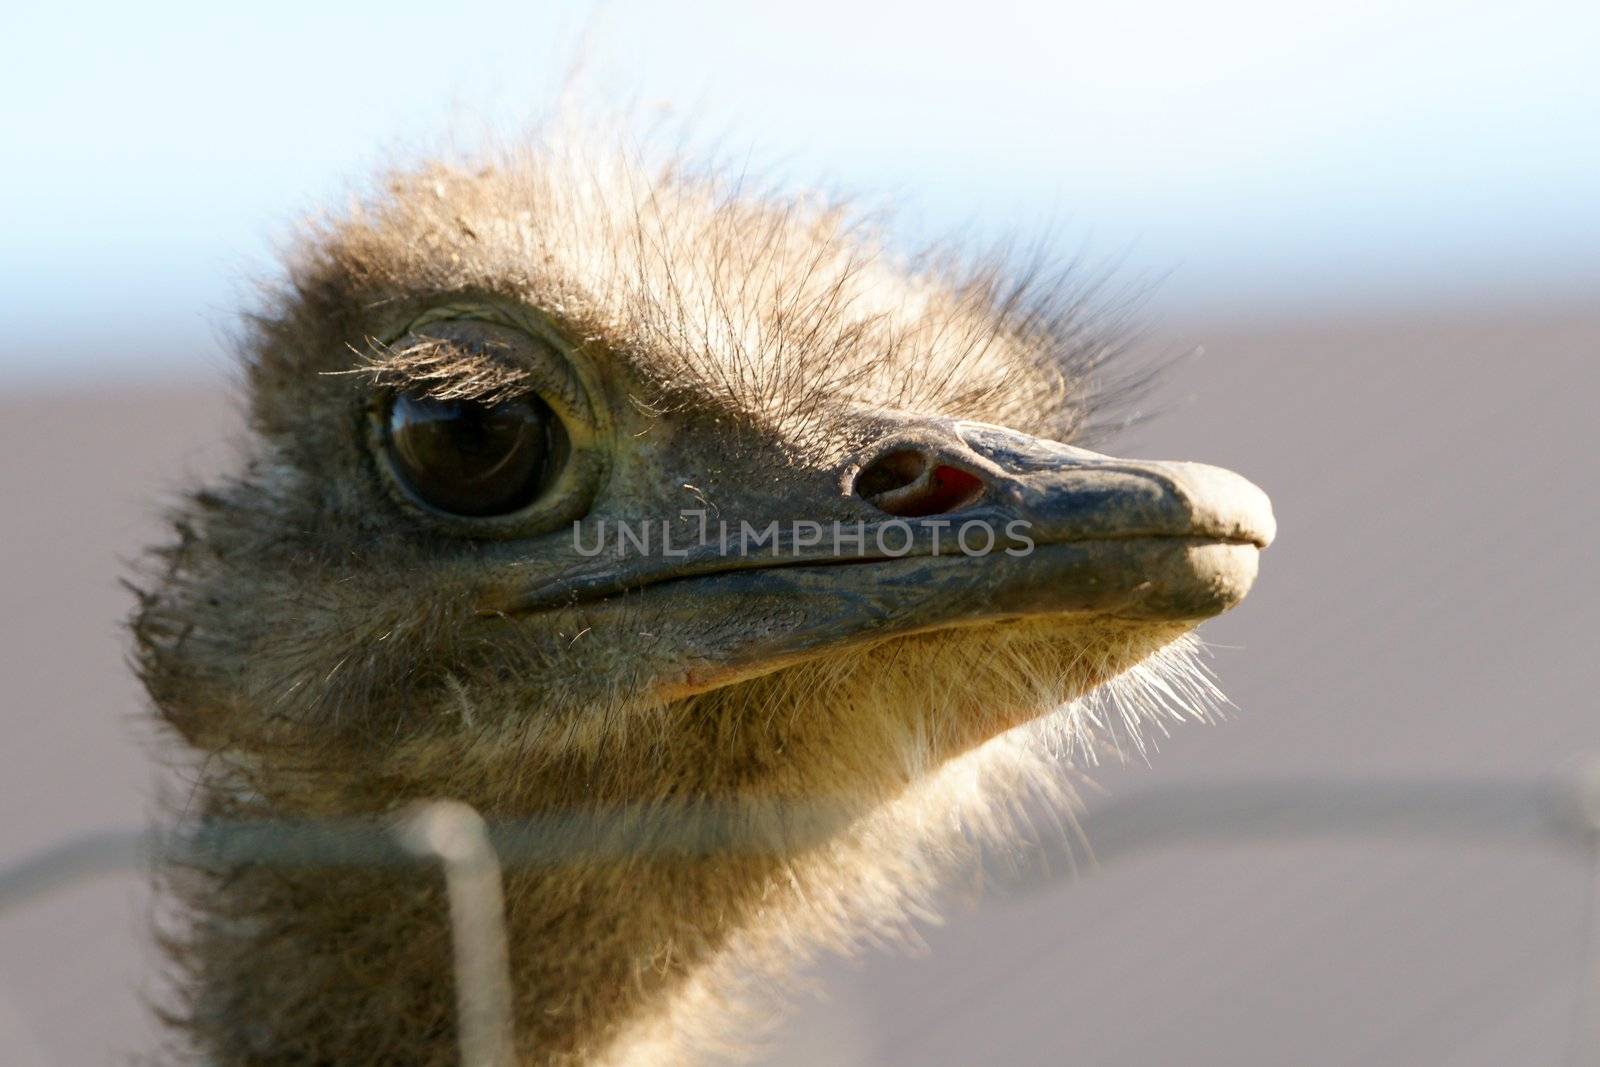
[131, 135, 1273, 1066]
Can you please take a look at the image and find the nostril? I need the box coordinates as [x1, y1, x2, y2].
[907, 465, 986, 516]
[855, 449, 987, 518]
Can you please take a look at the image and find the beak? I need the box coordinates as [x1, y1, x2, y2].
[479, 418, 1274, 696]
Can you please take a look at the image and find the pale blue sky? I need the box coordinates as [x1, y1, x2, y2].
[3, 0, 1597, 381]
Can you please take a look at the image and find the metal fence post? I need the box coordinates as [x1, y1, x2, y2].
[396, 801, 518, 1067]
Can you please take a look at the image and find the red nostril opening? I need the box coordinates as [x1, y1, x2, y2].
[855, 449, 987, 518]
[913, 465, 986, 515]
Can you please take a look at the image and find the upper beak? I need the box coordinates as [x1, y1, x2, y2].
[477, 417, 1274, 693]
[910, 421, 1274, 552]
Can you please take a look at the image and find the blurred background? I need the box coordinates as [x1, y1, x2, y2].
[2, 1, 1597, 1063]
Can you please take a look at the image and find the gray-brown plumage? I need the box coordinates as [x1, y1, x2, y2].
[132, 132, 1273, 1066]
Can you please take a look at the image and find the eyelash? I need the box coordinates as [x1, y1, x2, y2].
[344, 339, 533, 406]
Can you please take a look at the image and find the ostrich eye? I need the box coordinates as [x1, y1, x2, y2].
[383, 391, 568, 517]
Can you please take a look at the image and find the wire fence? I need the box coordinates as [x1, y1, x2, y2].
[5, 767, 1600, 1066]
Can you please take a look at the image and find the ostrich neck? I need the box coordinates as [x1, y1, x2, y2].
[173, 771, 865, 1067]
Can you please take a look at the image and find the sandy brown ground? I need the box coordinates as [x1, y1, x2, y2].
[2, 302, 1597, 1065]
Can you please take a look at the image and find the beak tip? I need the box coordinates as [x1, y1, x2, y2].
[1164, 461, 1276, 550]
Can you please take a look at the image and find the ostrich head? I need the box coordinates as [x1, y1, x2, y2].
[133, 140, 1273, 1065]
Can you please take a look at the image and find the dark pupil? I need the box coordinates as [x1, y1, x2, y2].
[385, 392, 562, 517]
